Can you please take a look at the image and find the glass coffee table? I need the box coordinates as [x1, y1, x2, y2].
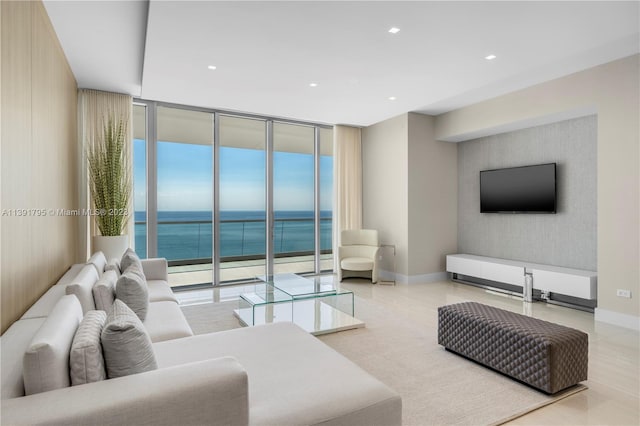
[233, 273, 364, 335]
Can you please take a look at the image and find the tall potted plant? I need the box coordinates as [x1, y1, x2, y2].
[87, 115, 131, 260]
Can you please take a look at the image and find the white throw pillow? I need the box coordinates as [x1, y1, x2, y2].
[115, 266, 149, 321]
[65, 264, 99, 314]
[93, 270, 118, 313]
[23, 295, 83, 395]
[70, 310, 108, 386]
[87, 251, 108, 275]
[101, 299, 157, 379]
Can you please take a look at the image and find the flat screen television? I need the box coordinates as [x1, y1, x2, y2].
[480, 163, 556, 213]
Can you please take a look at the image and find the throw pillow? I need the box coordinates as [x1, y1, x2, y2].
[101, 299, 157, 379]
[120, 248, 142, 273]
[115, 267, 149, 321]
[23, 295, 83, 395]
[93, 270, 118, 313]
[87, 251, 108, 275]
[65, 264, 99, 314]
[70, 310, 108, 386]
[104, 258, 121, 276]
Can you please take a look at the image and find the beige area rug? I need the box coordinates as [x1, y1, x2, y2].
[181, 298, 586, 426]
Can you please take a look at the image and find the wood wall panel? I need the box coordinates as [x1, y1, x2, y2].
[1, 1, 79, 333]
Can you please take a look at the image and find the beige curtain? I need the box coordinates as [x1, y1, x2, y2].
[332, 125, 363, 271]
[78, 89, 133, 259]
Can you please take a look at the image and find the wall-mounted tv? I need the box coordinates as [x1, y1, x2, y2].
[480, 163, 557, 213]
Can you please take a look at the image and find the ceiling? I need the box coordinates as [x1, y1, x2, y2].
[44, 1, 639, 127]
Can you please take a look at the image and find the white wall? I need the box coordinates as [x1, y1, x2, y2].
[362, 114, 409, 276]
[361, 113, 457, 282]
[436, 55, 640, 326]
[407, 113, 457, 277]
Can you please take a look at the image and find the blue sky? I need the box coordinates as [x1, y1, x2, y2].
[134, 139, 333, 211]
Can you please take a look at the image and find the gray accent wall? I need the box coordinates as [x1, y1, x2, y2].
[457, 115, 596, 271]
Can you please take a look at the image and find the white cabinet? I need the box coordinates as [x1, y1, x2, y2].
[446, 254, 597, 301]
[447, 255, 524, 286]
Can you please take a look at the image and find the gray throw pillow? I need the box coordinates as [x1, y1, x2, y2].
[120, 248, 142, 273]
[70, 310, 108, 386]
[101, 299, 157, 379]
[93, 270, 118, 313]
[116, 266, 149, 321]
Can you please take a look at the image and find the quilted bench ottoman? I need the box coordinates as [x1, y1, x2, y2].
[438, 302, 588, 394]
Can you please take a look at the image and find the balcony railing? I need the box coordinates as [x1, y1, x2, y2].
[134, 217, 332, 265]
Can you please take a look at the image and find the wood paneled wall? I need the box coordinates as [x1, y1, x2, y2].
[1, 1, 79, 333]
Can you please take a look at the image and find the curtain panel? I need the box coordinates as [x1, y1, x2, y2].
[78, 89, 133, 258]
[332, 125, 363, 271]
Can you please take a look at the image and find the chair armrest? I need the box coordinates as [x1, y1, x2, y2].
[362, 245, 381, 260]
[1, 357, 248, 426]
[141, 258, 168, 281]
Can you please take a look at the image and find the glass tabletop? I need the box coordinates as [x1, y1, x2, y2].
[240, 283, 292, 306]
[256, 273, 338, 298]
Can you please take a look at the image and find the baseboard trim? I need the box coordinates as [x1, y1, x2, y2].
[392, 271, 448, 285]
[594, 308, 640, 331]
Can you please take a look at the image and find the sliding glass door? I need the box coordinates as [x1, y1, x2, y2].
[134, 100, 332, 287]
[273, 123, 315, 275]
[219, 115, 266, 282]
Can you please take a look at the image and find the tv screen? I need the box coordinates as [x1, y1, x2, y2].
[480, 163, 556, 213]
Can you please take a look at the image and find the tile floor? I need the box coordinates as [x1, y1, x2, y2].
[176, 276, 640, 425]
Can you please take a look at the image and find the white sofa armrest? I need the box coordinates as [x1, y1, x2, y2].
[1, 357, 248, 426]
[141, 258, 168, 281]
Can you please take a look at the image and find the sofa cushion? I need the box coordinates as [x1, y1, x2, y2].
[1, 317, 46, 399]
[93, 270, 118, 313]
[70, 310, 108, 386]
[102, 300, 157, 379]
[341, 257, 374, 271]
[115, 266, 149, 321]
[23, 295, 83, 395]
[152, 322, 402, 426]
[147, 279, 178, 303]
[144, 301, 193, 343]
[20, 285, 66, 320]
[104, 258, 121, 276]
[87, 251, 108, 275]
[54, 263, 86, 286]
[65, 264, 100, 314]
[120, 248, 142, 273]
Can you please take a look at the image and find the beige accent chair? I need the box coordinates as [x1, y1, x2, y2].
[338, 229, 380, 283]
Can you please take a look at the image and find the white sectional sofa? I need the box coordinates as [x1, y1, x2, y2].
[1, 253, 402, 425]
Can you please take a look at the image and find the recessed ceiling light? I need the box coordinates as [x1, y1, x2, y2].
[388, 27, 400, 34]
[207, 65, 217, 70]
[388, 96, 397, 101]
[309, 83, 318, 87]
[485, 54, 497, 60]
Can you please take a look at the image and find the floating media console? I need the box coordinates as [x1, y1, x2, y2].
[446, 254, 597, 312]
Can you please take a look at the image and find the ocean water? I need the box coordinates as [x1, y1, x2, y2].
[134, 211, 332, 261]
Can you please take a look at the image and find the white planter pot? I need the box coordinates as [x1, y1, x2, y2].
[93, 235, 129, 261]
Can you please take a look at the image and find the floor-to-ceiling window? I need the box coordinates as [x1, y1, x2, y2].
[273, 122, 315, 275]
[156, 107, 213, 286]
[133, 100, 332, 287]
[219, 115, 266, 282]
